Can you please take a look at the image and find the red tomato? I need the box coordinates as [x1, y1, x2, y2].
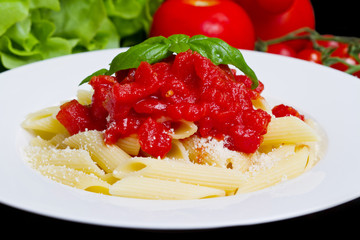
[150, 0, 256, 49]
[256, 0, 295, 14]
[330, 56, 358, 72]
[316, 35, 341, 49]
[296, 49, 322, 64]
[353, 71, 360, 78]
[235, 0, 315, 51]
[266, 43, 297, 57]
[331, 43, 349, 58]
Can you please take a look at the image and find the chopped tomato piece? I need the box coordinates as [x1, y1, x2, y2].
[272, 104, 305, 121]
[56, 99, 101, 135]
[138, 117, 172, 158]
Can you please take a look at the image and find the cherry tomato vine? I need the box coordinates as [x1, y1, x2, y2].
[255, 27, 360, 77]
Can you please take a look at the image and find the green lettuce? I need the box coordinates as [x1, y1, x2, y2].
[0, 0, 163, 70]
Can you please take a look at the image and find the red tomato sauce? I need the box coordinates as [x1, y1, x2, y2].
[57, 50, 272, 158]
[271, 104, 305, 121]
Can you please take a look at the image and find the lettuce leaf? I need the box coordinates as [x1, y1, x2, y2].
[0, 0, 164, 70]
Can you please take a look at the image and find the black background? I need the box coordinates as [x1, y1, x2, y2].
[1, 1, 359, 237]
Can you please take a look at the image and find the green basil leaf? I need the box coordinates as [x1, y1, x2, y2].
[80, 34, 258, 89]
[168, 34, 190, 53]
[188, 35, 258, 89]
[107, 35, 171, 75]
[79, 68, 109, 86]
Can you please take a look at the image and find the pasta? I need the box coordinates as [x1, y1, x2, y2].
[26, 144, 105, 177]
[21, 106, 68, 138]
[109, 176, 225, 200]
[21, 94, 323, 200]
[37, 165, 110, 194]
[63, 131, 131, 173]
[262, 116, 320, 146]
[115, 134, 141, 156]
[21, 45, 324, 200]
[113, 157, 245, 192]
[76, 89, 93, 105]
[165, 139, 190, 161]
[182, 135, 252, 172]
[236, 145, 310, 194]
[171, 120, 198, 139]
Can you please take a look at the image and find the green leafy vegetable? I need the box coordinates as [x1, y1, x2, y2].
[0, 0, 164, 70]
[81, 34, 259, 89]
[108, 36, 172, 75]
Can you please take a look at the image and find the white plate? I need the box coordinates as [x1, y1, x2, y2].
[0, 49, 359, 230]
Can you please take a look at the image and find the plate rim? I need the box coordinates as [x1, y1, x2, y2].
[1, 48, 360, 230]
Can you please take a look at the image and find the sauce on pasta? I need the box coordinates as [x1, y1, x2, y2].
[22, 45, 322, 199]
[56, 50, 296, 158]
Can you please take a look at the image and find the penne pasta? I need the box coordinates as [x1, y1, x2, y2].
[109, 176, 225, 200]
[28, 136, 55, 148]
[48, 133, 70, 149]
[25, 145, 105, 177]
[165, 139, 190, 162]
[171, 120, 198, 139]
[22, 106, 68, 136]
[38, 165, 110, 194]
[76, 89, 93, 105]
[252, 96, 271, 113]
[63, 130, 131, 173]
[115, 134, 141, 156]
[113, 157, 245, 192]
[261, 116, 320, 146]
[182, 135, 251, 172]
[237, 145, 310, 194]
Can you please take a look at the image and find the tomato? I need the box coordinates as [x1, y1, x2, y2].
[266, 43, 297, 57]
[353, 71, 360, 78]
[256, 0, 295, 14]
[272, 104, 305, 121]
[149, 0, 255, 49]
[296, 49, 322, 64]
[235, 0, 315, 51]
[330, 56, 358, 72]
[316, 35, 340, 49]
[331, 42, 349, 58]
[56, 100, 102, 135]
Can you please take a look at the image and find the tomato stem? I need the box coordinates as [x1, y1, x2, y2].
[255, 27, 360, 77]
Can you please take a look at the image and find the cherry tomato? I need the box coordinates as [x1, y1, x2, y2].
[266, 43, 297, 57]
[331, 43, 349, 58]
[353, 71, 360, 78]
[150, 0, 255, 49]
[235, 0, 315, 51]
[330, 56, 358, 72]
[316, 35, 341, 49]
[296, 49, 322, 64]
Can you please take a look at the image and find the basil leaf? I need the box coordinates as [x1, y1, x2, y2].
[79, 34, 258, 89]
[168, 34, 190, 53]
[107, 36, 172, 75]
[188, 35, 259, 89]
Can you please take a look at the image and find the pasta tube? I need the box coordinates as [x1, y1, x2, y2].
[113, 157, 245, 192]
[63, 130, 131, 173]
[109, 176, 225, 200]
[38, 165, 110, 194]
[262, 116, 320, 146]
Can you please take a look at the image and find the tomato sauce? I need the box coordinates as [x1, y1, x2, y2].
[57, 50, 272, 158]
[272, 104, 305, 121]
